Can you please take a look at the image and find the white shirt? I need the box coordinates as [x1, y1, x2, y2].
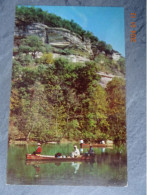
[74, 148, 80, 156]
[80, 139, 84, 144]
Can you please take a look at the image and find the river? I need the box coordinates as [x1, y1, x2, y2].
[7, 143, 127, 186]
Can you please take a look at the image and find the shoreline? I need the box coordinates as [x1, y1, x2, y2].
[8, 139, 78, 145]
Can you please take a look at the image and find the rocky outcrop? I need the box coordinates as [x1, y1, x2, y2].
[97, 72, 122, 88]
[52, 53, 90, 63]
[14, 22, 125, 88]
[14, 23, 93, 56]
[15, 23, 49, 43]
[14, 22, 122, 63]
[47, 27, 93, 54]
[112, 51, 121, 61]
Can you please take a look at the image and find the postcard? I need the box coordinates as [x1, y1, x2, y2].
[7, 5, 127, 186]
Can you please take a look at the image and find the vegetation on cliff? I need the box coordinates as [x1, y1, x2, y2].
[16, 6, 114, 55]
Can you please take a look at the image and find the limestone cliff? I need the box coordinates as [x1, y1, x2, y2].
[14, 23, 92, 61]
[14, 22, 121, 63]
[14, 22, 124, 86]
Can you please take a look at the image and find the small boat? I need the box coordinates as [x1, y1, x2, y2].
[80, 143, 113, 148]
[26, 154, 94, 161]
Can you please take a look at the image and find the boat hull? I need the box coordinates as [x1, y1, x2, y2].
[80, 143, 113, 148]
[26, 154, 94, 161]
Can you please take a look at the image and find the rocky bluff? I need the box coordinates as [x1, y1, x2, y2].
[14, 22, 121, 63]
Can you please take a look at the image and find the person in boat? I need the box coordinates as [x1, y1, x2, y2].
[84, 145, 94, 157]
[80, 147, 83, 153]
[101, 140, 105, 144]
[88, 145, 94, 155]
[80, 139, 84, 147]
[80, 139, 84, 153]
[55, 152, 62, 158]
[32, 143, 42, 155]
[71, 145, 80, 158]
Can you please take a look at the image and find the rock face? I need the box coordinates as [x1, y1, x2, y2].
[47, 27, 93, 54]
[97, 72, 122, 88]
[15, 23, 49, 43]
[14, 22, 121, 63]
[14, 22, 124, 87]
[112, 51, 121, 61]
[14, 23, 93, 56]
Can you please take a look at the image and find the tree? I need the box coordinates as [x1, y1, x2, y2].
[105, 44, 113, 55]
[9, 88, 21, 116]
[106, 78, 126, 144]
[117, 57, 125, 75]
[88, 85, 109, 141]
[19, 35, 45, 58]
[18, 82, 52, 141]
[98, 41, 107, 52]
[74, 61, 100, 94]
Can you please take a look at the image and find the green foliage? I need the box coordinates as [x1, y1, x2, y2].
[19, 35, 45, 58]
[117, 57, 125, 74]
[97, 41, 107, 52]
[94, 54, 125, 75]
[106, 77, 126, 143]
[10, 9, 126, 143]
[105, 44, 113, 54]
[40, 52, 54, 64]
[74, 61, 100, 94]
[12, 59, 22, 79]
[83, 31, 98, 43]
[10, 53, 126, 143]
[10, 88, 21, 116]
[17, 54, 33, 67]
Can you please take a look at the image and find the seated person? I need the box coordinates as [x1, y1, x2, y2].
[88, 146, 94, 155]
[55, 152, 62, 158]
[85, 145, 94, 157]
[71, 145, 80, 158]
[80, 139, 84, 148]
[101, 140, 105, 144]
[32, 143, 41, 155]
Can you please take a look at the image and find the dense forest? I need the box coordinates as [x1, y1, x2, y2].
[9, 7, 126, 144]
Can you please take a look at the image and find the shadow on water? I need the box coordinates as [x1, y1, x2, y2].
[7, 144, 127, 186]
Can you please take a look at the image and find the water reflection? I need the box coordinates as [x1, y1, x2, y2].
[26, 161, 82, 175]
[54, 162, 61, 166]
[71, 162, 81, 174]
[33, 165, 40, 178]
[7, 144, 127, 186]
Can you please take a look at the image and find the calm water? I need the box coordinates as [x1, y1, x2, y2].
[7, 143, 127, 186]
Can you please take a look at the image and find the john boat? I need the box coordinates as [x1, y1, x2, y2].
[80, 143, 113, 148]
[26, 154, 94, 161]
